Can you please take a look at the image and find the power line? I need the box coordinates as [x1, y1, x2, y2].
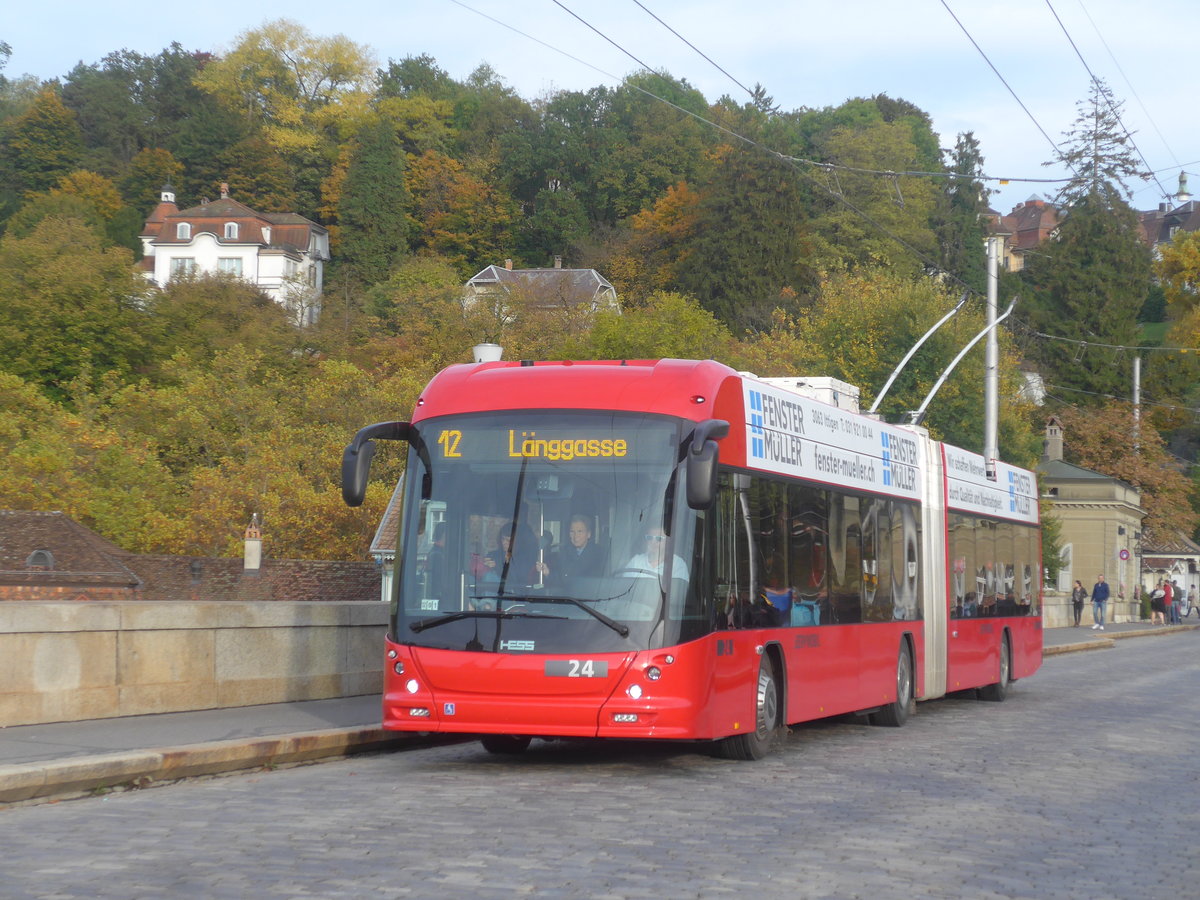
[449, 0, 987, 297]
[630, 0, 757, 103]
[1016, 321, 1200, 354]
[939, 0, 1070, 171]
[1074, 0, 1180, 171]
[1043, 0, 1171, 201]
[549, 0, 659, 75]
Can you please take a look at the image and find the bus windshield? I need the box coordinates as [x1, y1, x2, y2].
[392, 411, 708, 654]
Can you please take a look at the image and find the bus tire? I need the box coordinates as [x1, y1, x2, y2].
[979, 633, 1011, 702]
[871, 642, 914, 727]
[480, 735, 532, 755]
[714, 654, 779, 760]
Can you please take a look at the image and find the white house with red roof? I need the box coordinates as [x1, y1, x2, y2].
[139, 185, 330, 324]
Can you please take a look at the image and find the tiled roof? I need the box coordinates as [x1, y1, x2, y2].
[142, 195, 326, 254]
[0, 511, 141, 587]
[1142, 531, 1200, 556]
[466, 265, 617, 308]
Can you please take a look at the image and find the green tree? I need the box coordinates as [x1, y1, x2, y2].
[335, 117, 412, 284]
[0, 86, 84, 199]
[121, 147, 183, 212]
[1020, 194, 1149, 400]
[61, 50, 156, 171]
[1052, 78, 1147, 206]
[150, 274, 303, 369]
[732, 268, 1039, 462]
[377, 54, 461, 102]
[805, 118, 941, 278]
[581, 291, 734, 361]
[937, 131, 990, 293]
[677, 131, 811, 330]
[0, 215, 153, 396]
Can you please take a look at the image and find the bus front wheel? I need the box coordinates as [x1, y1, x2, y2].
[714, 655, 779, 760]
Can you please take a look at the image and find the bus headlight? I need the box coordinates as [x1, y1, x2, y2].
[405, 679, 420, 694]
[393, 660, 405, 675]
[645, 666, 661, 681]
[626, 683, 643, 700]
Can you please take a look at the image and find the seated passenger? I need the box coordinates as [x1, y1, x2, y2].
[540, 515, 605, 585]
[481, 521, 540, 586]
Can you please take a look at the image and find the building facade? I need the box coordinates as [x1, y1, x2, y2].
[1037, 417, 1145, 622]
[139, 185, 329, 324]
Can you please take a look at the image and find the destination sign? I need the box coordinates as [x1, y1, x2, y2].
[427, 414, 673, 464]
[742, 381, 921, 500]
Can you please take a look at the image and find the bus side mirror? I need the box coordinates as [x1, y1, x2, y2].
[342, 421, 411, 507]
[686, 419, 729, 510]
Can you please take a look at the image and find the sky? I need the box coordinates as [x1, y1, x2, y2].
[5, 0, 1197, 215]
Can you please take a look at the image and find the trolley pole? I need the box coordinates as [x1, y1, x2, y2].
[984, 236, 1000, 480]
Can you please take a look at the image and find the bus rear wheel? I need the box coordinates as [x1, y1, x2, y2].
[480, 735, 532, 755]
[979, 634, 1011, 702]
[714, 655, 779, 760]
[871, 643, 914, 727]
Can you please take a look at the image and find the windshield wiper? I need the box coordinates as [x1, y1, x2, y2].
[409, 608, 566, 633]
[527, 595, 631, 637]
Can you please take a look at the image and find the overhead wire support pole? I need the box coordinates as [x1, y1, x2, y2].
[984, 236, 1000, 480]
[909, 297, 1019, 429]
[868, 291, 969, 415]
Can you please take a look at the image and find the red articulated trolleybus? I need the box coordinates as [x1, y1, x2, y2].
[342, 358, 1041, 759]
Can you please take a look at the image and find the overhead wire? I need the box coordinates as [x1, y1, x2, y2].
[449, 0, 988, 300]
[1042, 0, 1171, 201]
[630, 0, 758, 103]
[1074, 0, 1180, 170]
[938, 0, 1071, 172]
[447, 0, 1194, 362]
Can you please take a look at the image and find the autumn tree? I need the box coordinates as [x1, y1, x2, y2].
[406, 149, 517, 276]
[606, 181, 700, 302]
[0, 372, 178, 551]
[1146, 229, 1200, 404]
[194, 19, 376, 212]
[1057, 401, 1196, 545]
[732, 267, 1039, 463]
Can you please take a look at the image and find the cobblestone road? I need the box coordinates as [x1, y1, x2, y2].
[2, 632, 1198, 899]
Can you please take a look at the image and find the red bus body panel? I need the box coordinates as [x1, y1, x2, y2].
[379, 359, 1042, 743]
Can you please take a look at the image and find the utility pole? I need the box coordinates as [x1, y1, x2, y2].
[984, 235, 1000, 480]
[1132, 355, 1141, 453]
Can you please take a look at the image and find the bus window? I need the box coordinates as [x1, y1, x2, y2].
[787, 484, 828, 627]
[891, 501, 921, 621]
[829, 493, 862, 624]
[862, 497, 893, 622]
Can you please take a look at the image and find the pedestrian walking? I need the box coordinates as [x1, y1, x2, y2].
[1150, 581, 1166, 626]
[1091, 573, 1110, 630]
[1070, 579, 1087, 627]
